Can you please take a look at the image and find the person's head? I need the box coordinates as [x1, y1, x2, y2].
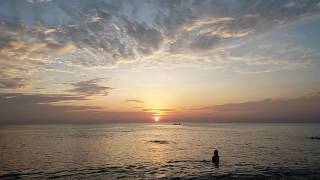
[214, 150, 219, 156]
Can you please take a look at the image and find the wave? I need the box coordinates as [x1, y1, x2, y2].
[2, 161, 320, 179]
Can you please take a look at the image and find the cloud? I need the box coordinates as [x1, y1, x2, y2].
[0, 29, 74, 64]
[142, 108, 175, 112]
[123, 17, 163, 55]
[0, 0, 320, 124]
[204, 92, 320, 122]
[285, 1, 296, 8]
[169, 16, 255, 52]
[0, 78, 28, 89]
[68, 78, 112, 96]
[224, 30, 320, 73]
[0, 92, 153, 124]
[25, 0, 53, 3]
[1, 0, 319, 71]
[126, 99, 145, 103]
[0, 93, 86, 106]
[0, 92, 102, 123]
[0, 21, 75, 87]
[142, 108, 175, 116]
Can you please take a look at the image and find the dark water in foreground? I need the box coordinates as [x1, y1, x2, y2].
[1, 123, 320, 179]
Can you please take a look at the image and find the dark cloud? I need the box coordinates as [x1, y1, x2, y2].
[69, 78, 112, 96]
[123, 18, 163, 55]
[0, 93, 85, 106]
[190, 34, 221, 50]
[0, 92, 153, 124]
[0, 78, 27, 89]
[0, 93, 102, 123]
[209, 93, 320, 122]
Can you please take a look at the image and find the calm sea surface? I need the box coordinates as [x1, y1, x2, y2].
[1, 123, 320, 179]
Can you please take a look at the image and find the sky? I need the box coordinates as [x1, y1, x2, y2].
[0, 0, 320, 124]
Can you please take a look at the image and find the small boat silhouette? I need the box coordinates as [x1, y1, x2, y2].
[309, 136, 320, 140]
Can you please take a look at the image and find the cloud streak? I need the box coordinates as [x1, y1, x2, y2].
[142, 108, 176, 117]
[126, 99, 145, 104]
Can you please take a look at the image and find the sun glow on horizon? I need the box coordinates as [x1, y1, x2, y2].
[154, 116, 160, 122]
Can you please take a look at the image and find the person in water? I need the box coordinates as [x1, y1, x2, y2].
[212, 150, 219, 165]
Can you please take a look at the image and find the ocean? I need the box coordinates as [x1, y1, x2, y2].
[1, 123, 320, 179]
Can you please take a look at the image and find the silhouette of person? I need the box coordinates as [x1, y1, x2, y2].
[212, 150, 219, 167]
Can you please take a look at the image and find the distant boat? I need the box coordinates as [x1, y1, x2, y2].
[309, 136, 320, 140]
[172, 123, 182, 125]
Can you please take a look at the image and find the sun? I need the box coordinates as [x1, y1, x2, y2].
[154, 116, 160, 122]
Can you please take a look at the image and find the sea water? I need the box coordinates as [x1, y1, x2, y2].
[1, 123, 320, 179]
